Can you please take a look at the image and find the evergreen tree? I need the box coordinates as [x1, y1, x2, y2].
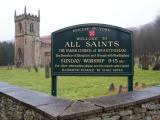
[0, 41, 14, 66]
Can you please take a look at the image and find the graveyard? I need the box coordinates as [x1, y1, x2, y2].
[1, 1, 160, 119]
[0, 63, 159, 100]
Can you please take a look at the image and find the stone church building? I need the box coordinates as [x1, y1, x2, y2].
[14, 6, 51, 67]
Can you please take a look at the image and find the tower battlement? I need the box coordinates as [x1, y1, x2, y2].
[14, 6, 40, 22]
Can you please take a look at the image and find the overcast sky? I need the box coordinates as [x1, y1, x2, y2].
[0, 0, 160, 41]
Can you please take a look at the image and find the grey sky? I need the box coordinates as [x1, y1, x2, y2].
[0, 0, 160, 41]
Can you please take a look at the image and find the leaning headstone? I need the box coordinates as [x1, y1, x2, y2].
[141, 55, 149, 70]
[108, 83, 115, 92]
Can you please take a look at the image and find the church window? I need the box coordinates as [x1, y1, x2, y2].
[25, 39, 27, 44]
[18, 48, 22, 60]
[30, 23, 34, 32]
[19, 23, 22, 33]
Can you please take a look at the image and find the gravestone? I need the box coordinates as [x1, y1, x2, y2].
[118, 85, 127, 94]
[152, 52, 160, 70]
[45, 64, 50, 78]
[7, 63, 10, 70]
[134, 82, 139, 88]
[138, 56, 142, 69]
[150, 56, 155, 67]
[152, 63, 160, 70]
[118, 85, 123, 94]
[10, 63, 13, 69]
[7, 63, 13, 70]
[108, 83, 115, 91]
[141, 55, 149, 70]
[27, 66, 31, 72]
[134, 82, 146, 90]
[155, 51, 160, 63]
[34, 65, 38, 72]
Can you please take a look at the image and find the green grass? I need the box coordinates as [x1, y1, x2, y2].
[0, 65, 160, 100]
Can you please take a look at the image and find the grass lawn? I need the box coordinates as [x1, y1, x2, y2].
[0, 65, 160, 100]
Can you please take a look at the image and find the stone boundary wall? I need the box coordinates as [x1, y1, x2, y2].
[0, 82, 160, 120]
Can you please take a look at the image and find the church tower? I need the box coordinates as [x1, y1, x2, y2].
[14, 6, 41, 67]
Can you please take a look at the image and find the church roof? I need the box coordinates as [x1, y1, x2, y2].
[40, 35, 51, 44]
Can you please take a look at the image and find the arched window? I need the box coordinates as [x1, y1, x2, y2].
[30, 23, 34, 32]
[19, 23, 22, 33]
[25, 39, 27, 44]
[18, 48, 22, 60]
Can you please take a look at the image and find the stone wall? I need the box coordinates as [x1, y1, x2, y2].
[1, 82, 160, 120]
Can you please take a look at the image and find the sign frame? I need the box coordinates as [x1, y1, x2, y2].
[51, 23, 134, 96]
